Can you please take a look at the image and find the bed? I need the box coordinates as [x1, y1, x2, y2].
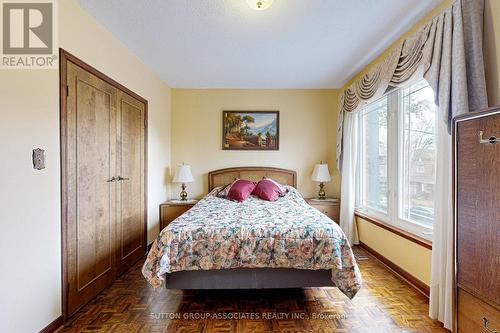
[142, 167, 362, 298]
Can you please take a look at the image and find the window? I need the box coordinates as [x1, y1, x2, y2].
[358, 96, 388, 214]
[356, 80, 437, 239]
[400, 82, 436, 227]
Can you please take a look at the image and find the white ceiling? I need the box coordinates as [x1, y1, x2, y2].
[75, 0, 441, 89]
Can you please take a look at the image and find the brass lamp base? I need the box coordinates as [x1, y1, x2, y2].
[317, 182, 326, 200]
[179, 183, 188, 201]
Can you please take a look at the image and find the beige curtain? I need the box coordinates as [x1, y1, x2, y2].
[336, 0, 487, 170]
[336, 1, 488, 329]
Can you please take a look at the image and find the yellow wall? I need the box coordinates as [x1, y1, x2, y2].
[0, 0, 171, 332]
[357, 218, 432, 285]
[171, 89, 339, 199]
[349, 0, 500, 288]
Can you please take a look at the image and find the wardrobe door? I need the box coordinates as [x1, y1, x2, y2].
[116, 90, 147, 275]
[456, 112, 500, 306]
[65, 61, 118, 317]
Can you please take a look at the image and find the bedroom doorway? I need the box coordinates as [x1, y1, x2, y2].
[59, 49, 148, 321]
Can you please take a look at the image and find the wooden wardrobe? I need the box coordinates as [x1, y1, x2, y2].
[60, 50, 147, 320]
[454, 107, 499, 332]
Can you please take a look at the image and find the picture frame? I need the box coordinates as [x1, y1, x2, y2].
[222, 111, 279, 150]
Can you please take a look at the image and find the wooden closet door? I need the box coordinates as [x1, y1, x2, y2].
[116, 90, 147, 275]
[456, 111, 500, 307]
[65, 61, 118, 317]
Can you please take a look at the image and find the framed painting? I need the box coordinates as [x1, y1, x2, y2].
[222, 111, 279, 150]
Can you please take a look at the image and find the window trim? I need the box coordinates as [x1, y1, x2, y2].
[355, 80, 435, 242]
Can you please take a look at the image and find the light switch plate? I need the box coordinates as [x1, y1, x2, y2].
[33, 148, 45, 170]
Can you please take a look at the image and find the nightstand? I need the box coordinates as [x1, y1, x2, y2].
[305, 198, 340, 224]
[159, 200, 198, 230]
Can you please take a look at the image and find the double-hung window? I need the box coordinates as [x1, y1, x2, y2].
[356, 79, 437, 240]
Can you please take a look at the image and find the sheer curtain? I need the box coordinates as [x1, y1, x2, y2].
[429, 119, 454, 328]
[339, 112, 359, 245]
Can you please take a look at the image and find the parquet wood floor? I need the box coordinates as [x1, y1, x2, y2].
[59, 247, 448, 333]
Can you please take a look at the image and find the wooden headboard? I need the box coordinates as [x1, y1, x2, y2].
[208, 167, 297, 191]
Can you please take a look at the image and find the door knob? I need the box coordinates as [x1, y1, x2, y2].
[479, 130, 500, 144]
[483, 317, 498, 333]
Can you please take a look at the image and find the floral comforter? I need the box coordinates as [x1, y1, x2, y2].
[142, 187, 362, 298]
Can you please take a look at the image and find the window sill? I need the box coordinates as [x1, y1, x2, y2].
[355, 211, 432, 250]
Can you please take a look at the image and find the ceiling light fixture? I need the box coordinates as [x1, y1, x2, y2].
[246, 0, 273, 11]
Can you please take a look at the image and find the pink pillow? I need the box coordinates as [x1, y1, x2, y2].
[227, 180, 256, 202]
[217, 179, 239, 198]
[252, 178, 287, 201]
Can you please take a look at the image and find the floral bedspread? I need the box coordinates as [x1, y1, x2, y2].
[142, 187, 362, 298]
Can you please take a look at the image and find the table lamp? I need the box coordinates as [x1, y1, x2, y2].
[311, 162, 331, 200]
[172, 163, 194, 201]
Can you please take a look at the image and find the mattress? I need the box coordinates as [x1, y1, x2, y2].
[142, 186, 362, 298]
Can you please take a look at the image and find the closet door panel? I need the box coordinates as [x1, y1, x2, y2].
[62, 51, 148, 321]
[116, 91, 146, 275]
[66, 61, 117, 317]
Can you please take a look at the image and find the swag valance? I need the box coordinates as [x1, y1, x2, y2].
[335, 0, 488, 170]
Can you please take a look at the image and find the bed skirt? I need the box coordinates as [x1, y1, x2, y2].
[165, 268, 334, 289]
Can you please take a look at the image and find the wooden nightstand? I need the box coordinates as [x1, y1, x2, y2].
[306, 198, 340, 224]
[159, 200, 198, 230]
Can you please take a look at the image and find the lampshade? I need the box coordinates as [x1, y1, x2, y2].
[172, 164, 194, 183]
[311, 163, 331, 182]
[246, 0, 273, 10]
